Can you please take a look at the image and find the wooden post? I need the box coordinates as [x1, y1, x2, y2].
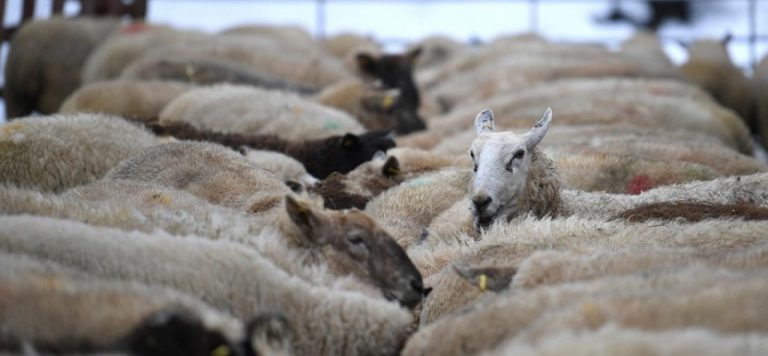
[52, 0, 65, 15]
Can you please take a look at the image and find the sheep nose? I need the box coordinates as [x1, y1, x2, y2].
[472, 194, 492, 211]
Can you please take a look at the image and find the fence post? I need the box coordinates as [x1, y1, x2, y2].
[749, 0, 757, 69]
[529, 0, 538, 33]
[316, 0, 326, 39]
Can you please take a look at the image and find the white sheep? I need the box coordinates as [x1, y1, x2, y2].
[0, 215, 414, 356]
[159, 84, 364, 140]
[59, 79, 193, 123]
[0, 113, 159, 192]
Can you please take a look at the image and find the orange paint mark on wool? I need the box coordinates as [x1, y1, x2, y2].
[120, 22, 149, 34]
[626, 175, 655, 195]
[1, 122, 25, 136]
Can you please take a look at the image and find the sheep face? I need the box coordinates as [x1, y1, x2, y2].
[356, 47, 421, 90]
[361, 88, 426, 135]
[126, 308, 250, 356]
[469, 108, 552, 230]
[286, 196, 426, 308]
[321, 130, 396, 176]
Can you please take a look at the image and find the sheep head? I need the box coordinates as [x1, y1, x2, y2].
[285, 195, 426, 308]
[356, 47, 422, 89]
[469, 108, 554, 230]
[361, 88, 426, 134]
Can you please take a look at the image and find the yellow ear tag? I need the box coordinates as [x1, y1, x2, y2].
[386, 166, 400, 176]
[478, 274, 488, 292]
[381, 95, 395, 109]
[211, 345, 231, 356]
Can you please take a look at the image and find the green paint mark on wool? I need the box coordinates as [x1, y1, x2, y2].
[324, 121, 340, 130]
[406, 177, 432, 187]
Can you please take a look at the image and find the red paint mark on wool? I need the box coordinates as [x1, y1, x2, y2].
[121, 23, 149, 34]
[627, 175, 655, 195]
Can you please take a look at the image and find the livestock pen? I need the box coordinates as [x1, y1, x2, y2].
[2, 1, 768, 355]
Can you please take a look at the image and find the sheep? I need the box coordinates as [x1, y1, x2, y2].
[218, 23, 316, 50]
[126, 36, 351, 89]
[311, 147, 466, 210]
[0, 113, 159, 192]
[4, 17, 120, 118]
[681, 35, 755, 131]
[615, 201, 768, 222]
[59, 80, 193, 123]
[513, 243, 768, 290]
[158, 84, 365, 141]
[416, 218, 766, 325]
[242, 149, 319, 190]
[365, 168, 474, 246]
[322, 33, 381, 60]
[144, 120, 395, 179]
[316, 48, 427, 134]
[0, 253, 281, 356]
[0, 181, 404, 300]
[0, 215, 415, 356]
[618, 31, 686, 80]
[82, 26, 208, 83]
[120, 56, 318, 94]
[104, 141, 292, 212]
[413, 214, 768, 280]
[402, 265, 765, 356]
[464, 108, 768, 229]
[485, 324, 768, 356]
[515, 276, 768, 344]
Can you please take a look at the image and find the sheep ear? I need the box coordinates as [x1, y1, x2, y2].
[285, 195, 329, 245]
[406, 46, 422, 63]
[284, 180, 303, 193]
[452, 264, 516, 292]
[382, 156, 401, 178]
[341, 133, 360, 150]
[474, 109, 495, 135]
[523, 107, 552, 149]
[356, 53, 377, 75]
[245, 311, 294, 356]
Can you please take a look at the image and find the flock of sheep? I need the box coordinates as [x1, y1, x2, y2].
[2, 14, 768, 356]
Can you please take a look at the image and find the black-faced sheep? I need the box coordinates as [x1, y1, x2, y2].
[144, 120, 395, 179]
[0, 253, 291, 356]
[0, 113, 159, 192]
[4, 17, 120, 118]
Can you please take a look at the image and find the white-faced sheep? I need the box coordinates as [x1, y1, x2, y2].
[0, 253, 289, 356]
[681, 35, 755, 131]
[403, 266, 766, 356]
[59, 80, 193, 123]
[0, 113, 159, 192]
[4, 17, 120, 118]
[159, 84, 365, 140]
[0, 215, 415, 356]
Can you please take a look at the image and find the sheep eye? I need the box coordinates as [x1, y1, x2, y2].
[473, 164, 478, 172]
[348, 235, 364, 245]
[469, 151, 475, 160]
[514, 150, 525, 159]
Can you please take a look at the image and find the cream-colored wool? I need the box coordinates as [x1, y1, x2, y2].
[484, 324, 768, 356]
[0, 253, 247, 352]
[105, 141, 291, 213]
[365, 168, 473, 247]
[0, 113, 159, 192]
[242, 149, 319, 188]
[0, 215, 413, 356]
[403, 266, 765, 356]
[159, 84, 364, 140]
[59, 79, 193, 123]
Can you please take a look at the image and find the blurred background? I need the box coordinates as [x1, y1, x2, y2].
[1, 0, 765, 121]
